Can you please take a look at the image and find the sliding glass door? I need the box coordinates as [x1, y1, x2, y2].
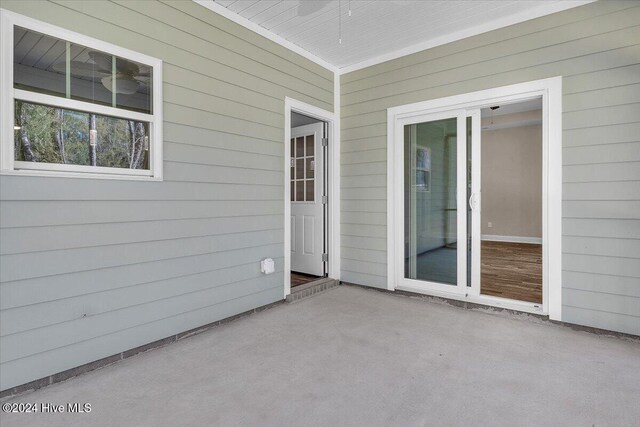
[389, 81, 558, 317]
[397, 111, 470, 295]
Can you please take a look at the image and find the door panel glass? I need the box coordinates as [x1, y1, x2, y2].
[295, 159, 304, 179]
[295, 180, 304, 201]
[291, 133, 316, 202]
[306, 180, 314, 202]
[305, 134, 314, 156]
[404, 118, 458, 285]
[296, 137, 304, 157]
[305, 158, 314, 178]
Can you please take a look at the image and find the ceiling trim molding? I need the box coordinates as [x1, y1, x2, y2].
[338, 0, 596, 75]
[193, 0, 339, 74]
[195, 0, 595, 76]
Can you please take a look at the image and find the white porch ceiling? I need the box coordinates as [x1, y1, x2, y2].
[211, 0, 591, 71]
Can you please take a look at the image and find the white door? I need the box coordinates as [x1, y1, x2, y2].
[291, 123, 325, 276]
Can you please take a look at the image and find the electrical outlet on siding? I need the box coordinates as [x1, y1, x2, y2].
[488, 222, 493, 228]
[261, 258, 275, 274]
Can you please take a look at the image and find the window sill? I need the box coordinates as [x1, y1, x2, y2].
[0, 169, 163, 182]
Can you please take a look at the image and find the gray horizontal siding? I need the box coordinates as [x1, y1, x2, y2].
[562, 271, 640, 298]
[0, 200, 284, 228]
[1, 284, 283, 391]
[1, 270, 285, 361]
[563, 236, 640, 259]
[340, 0, 640, 335]
[561, 305, 639, 336]
[0, 0, 333, 390]
[0, 240, 283, 310]
[0, 215, 283, 256]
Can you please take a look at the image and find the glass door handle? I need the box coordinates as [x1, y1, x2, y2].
[469, 194, 474, 210]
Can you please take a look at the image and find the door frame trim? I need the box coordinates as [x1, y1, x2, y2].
[284, 97, 339, 298]
[386, 77, 562, 321]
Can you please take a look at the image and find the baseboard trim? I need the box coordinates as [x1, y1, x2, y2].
[0, 299, 284, 400]
[481, 234, 542, 244]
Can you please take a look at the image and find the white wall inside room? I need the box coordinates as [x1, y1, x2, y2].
[481, 109, 542, 240]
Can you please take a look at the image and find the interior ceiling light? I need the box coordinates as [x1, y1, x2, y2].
[489, 106, 500, 125]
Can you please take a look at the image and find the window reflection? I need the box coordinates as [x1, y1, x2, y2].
[404, 118, 458, 285]
[14, 100, 149, 170]
[13, 26, 152, 114]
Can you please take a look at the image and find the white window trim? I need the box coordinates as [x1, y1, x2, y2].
[0, 9, 163, 181]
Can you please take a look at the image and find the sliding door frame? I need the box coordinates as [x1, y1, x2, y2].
[386, 77, 562, 320]
[394, 110, 469, 296]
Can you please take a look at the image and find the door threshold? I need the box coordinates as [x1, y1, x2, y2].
[396, 285, 545, 315]
[286, 277, 338, 303]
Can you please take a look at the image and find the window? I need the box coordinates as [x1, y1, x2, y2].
[414, 146, 431, 192]
[290, 134, 315, 202]
[1, 10, 162, 180]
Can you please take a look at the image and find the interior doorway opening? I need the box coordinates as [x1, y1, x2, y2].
[289, 111, 329, 289]
[478, 99, 543, 304]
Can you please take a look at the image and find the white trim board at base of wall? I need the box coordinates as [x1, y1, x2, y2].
[481, 235, 542, 244]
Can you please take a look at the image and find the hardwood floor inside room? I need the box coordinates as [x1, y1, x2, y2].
[481, 241, 542, 303]
[291, 272, 322, 288]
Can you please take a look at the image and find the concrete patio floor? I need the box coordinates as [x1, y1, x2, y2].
[2, 285, 639, 427]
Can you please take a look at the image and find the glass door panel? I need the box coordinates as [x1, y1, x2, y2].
[469, 109, 482, 297]
[403, 115, 464, 288]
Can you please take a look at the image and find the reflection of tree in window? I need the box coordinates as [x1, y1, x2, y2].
[14, 100, 149, 170]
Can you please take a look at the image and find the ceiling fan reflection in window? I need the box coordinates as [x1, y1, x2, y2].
[53, 51, 149, 95]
